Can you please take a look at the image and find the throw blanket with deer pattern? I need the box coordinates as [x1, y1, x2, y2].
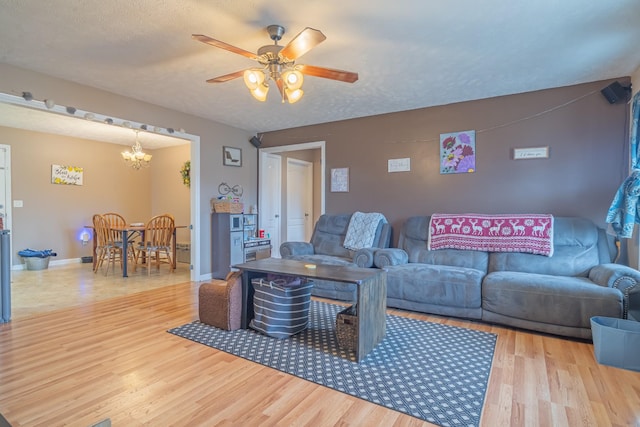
[427, 213, 554, 256]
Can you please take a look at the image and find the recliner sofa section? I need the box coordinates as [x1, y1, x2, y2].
[280, 213, 391, 300]
[374, 216, 640, 339]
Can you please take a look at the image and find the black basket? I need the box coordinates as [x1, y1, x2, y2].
[336, 304, 358, 351]
[250, 276, 314, 339]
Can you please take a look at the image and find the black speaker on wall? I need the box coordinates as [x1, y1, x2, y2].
[601, 81, 631, 104]
[249, 136, 262, 148]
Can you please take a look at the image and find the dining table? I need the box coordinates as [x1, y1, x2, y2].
[87, 224, 188, 277]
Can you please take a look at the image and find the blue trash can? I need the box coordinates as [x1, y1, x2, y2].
[590, 316, 640, 372]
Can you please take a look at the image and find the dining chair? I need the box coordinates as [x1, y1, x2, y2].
[134, 214, 175, 275]
[103, 212, 138, 242]
[103, 212, 139, 264]
[93, 214, 122, 275]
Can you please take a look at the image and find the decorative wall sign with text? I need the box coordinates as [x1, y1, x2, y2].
[51, 164, 83, 185]
[440, 130, 476, 174]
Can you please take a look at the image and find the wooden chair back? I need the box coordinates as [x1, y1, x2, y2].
[92, 214, 111, 248]
[145, 214, 175, 249]
[102, 212, 126, 243]
[136, 214, 175, 275]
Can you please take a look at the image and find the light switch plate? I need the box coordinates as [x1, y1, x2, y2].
[13, 200, 23, 208]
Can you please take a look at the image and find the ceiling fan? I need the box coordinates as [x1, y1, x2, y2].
[192, 25, 359, 104]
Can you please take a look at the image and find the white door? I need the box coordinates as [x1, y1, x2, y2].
[286, 158, 313, 242]
[259, 152, 282, 257]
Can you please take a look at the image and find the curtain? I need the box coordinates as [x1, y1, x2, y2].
[606, 91, 640, 238]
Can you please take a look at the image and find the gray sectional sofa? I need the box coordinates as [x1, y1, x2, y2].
[373, 216, 640, 339]
[280, 213, 391, 300]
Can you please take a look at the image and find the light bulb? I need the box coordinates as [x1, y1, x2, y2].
[286, 88, 304, 103]
[250, 84, 269, 102]
[244, 69, 265, 90]
[282, 70, 303, 90]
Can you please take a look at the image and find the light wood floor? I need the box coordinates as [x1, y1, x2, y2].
[9, 261, 192, 319]
[1, 264, 639, 426]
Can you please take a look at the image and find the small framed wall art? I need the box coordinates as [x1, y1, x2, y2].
[223, 146, 242, 167]
[440, 130, 476, 174]
[331, 167, 349, 192]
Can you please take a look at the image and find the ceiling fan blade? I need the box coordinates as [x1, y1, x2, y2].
[297, 64, 359, 83]
[192, 34, 259, 60]
[206, 70, 246, 83]
[279, 27, 326, 61]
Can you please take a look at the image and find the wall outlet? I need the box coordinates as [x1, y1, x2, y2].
[13, 200, 23, 208]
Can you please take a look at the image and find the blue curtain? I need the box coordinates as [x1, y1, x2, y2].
[606, 91, 640, 238]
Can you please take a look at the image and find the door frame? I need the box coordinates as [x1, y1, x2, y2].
[0, 145, 12, 254]
[259, 140, 326, 230]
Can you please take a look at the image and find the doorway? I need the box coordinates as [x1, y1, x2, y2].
[259, 141, 325, 254]
[0, 93, 201, 281]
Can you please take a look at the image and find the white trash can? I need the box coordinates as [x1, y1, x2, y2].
[25, 257, 50, 271]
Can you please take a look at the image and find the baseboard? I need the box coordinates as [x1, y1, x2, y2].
[198, 272, 213, 282]
[12, 257, 83, 270]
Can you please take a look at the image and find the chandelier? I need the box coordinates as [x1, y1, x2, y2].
[121, 130, 152, 170]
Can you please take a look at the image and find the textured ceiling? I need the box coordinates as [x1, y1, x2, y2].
[0, 0, 639, 141]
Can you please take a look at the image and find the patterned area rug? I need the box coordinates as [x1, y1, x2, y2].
[168, 301, 496, 427]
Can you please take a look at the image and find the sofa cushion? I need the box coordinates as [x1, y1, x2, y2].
[310, 214, 354, 258]
[284, 254, 353, 266]
[310, 213, 386, 258]
[482, 271, 623, 328]
[385, 263, 484, 309]
[400, 216, 489, 271]
[488, 217, 601, 277]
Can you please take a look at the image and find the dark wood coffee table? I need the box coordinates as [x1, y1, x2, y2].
[234, 258, 387, 362]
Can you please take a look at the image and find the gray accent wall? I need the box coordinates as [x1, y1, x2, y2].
[260, 79, 630, 245]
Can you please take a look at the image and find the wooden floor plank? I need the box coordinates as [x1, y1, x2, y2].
[1, 264, 640, 426]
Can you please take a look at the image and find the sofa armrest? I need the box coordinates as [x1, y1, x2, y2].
[589, 263, 640, 292]
[374, 248, 409, 268]
[590, 263, 640, 319]
[280, 242, 314, 257]
[353, 248, 376, 268]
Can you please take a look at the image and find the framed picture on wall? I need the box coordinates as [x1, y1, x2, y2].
[331, 167, 349, 192]
[223, 146, 242, 167]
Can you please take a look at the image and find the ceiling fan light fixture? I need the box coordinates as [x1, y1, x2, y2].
[243, 69, 265, 90]
[249, 83, 269, 102]
[285, 88, 304, 104]
[195, 25, 357, 104]
[282, 69, 304, 90]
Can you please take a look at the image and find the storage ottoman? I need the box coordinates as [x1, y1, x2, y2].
[198, 271, 242, 330]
